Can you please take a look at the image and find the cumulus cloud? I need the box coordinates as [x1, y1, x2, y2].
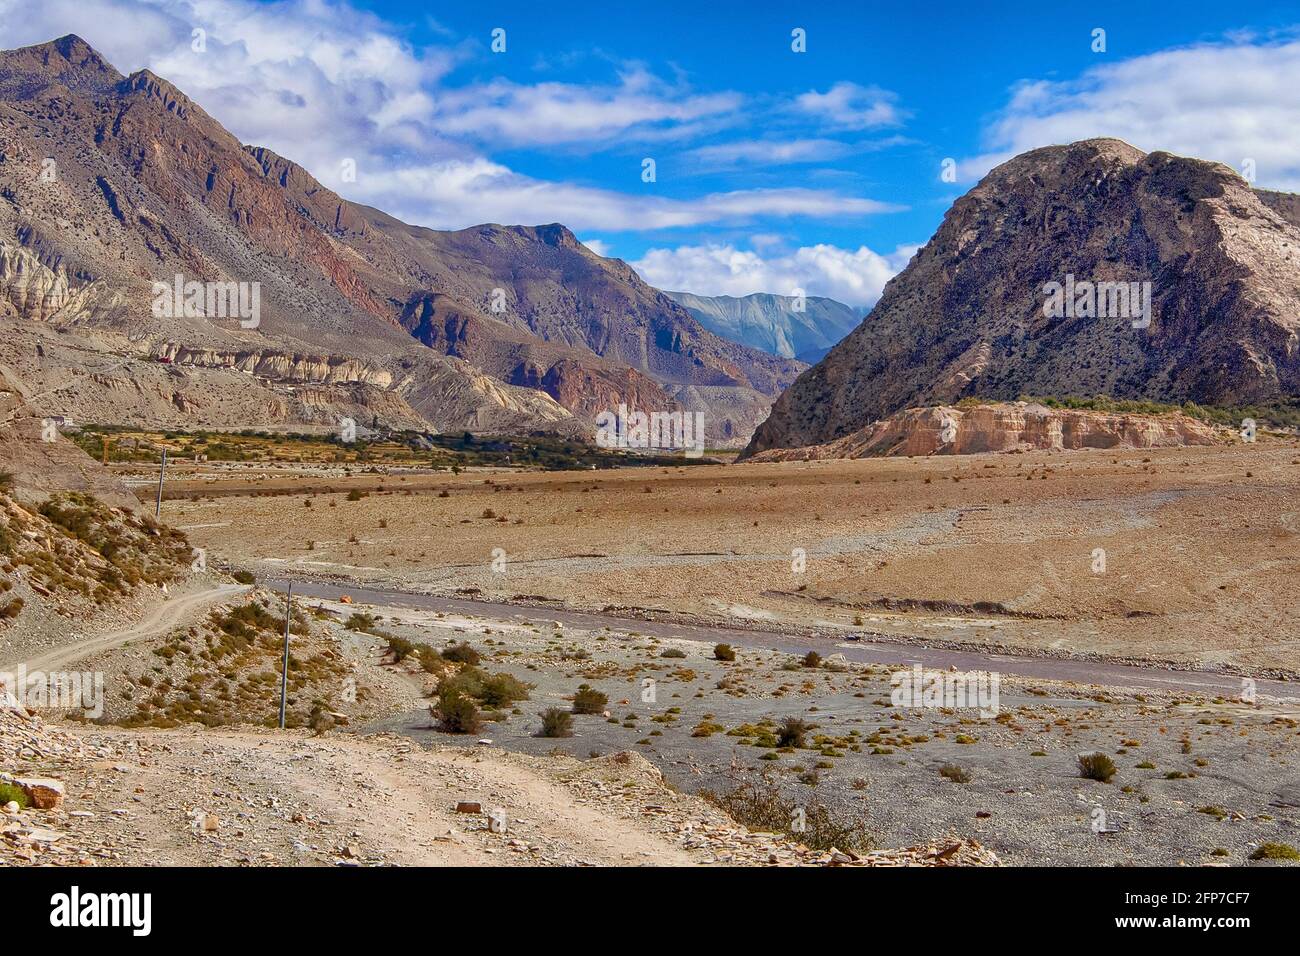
[431, 69, 743, 146]
[793, 81, 906, 131]
[632, 242, 918, 307]
[0, 0, 898, 232]
[963, 36, 1300, 189]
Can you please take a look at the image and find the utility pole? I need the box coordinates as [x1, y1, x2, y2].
[154, 448, 167, 518]
[278, 581, 293, 729]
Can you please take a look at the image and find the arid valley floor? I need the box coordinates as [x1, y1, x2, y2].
[4, 440, 1300, 867]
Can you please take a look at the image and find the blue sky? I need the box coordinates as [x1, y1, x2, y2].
[5, 0, 1300, 305]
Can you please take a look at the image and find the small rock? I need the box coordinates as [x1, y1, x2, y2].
[14, 777, 64, 810]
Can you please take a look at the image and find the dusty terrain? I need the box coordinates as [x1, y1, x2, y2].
[2, 590, 993, 867]
[330, 594, 1300, 866]
[156, 440, 1300, 674]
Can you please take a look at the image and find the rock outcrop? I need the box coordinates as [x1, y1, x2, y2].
[745, 139, 1300, 458]
[747, 402, 1225, 461]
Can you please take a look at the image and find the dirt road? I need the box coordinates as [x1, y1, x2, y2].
[4, 583, 249, 672]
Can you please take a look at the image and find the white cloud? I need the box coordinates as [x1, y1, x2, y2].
[965, 36, 1300, 189]
[358, 158, 901, 232]
[579, 237, 612, 257]
[687, 138, 851, 167]
[632, 242, 917, 307]
[0, 0, 898, 233]
[793, 82, 905, 131]
[432, 69, 743, 146]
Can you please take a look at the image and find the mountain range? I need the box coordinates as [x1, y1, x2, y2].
[662, 290, 863, 364]
[746, 138, 1300, 457]
[0, 36, 802, 447]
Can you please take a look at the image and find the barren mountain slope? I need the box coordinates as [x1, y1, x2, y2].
[746, 139, 1300, 456]
[0, 35, 797, 443]
[665, 290, 862, 362]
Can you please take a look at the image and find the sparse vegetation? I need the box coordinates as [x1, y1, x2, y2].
[1078, 752, 1117, 783]
[1249, 842, 1299, 861]
[701, 773, 872, 852]
[538, 707, 574, 738]
[572, 684, 608, 714]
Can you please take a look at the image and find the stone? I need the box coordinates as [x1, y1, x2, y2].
[14, 777, 64, 809]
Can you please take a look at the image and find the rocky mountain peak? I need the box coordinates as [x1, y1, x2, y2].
[744, 138, 1300, 458]
[0, 34, 123, 98]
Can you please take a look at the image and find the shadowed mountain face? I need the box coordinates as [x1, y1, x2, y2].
[0, 35, 799, 444]
[663, 290, 863, 363]
[745, 138, 1300, 457]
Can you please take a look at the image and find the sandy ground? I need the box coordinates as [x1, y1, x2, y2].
[157, 441, 1300, 672]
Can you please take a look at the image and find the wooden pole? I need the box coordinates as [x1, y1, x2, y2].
[278, 581, 294, 728]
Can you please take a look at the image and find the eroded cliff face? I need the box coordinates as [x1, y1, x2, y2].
[151, 344, 394, 388]
[0, 241, 125, 324]
[745, 139, 1300, 458]
[748, 403, 1225, 461]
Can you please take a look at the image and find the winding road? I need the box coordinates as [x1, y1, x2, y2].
[4, 583, 249, 673]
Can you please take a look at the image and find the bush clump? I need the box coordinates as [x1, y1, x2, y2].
[713, 643, 735, 661]
[776, 716, 813, 748]
[538, 707, 574, 738]
[432, 690, 481, 734]
[701, 773, 871, 852]
[572, 684, 608, 714]
[1078, 752, 1117, 783]
[442, 642, 481, 666]
[938, 763, 972, 783]
[1249, 842, 1300, 861]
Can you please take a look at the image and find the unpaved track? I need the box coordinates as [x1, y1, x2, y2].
[55, 727, 723, 866]
[6, 582, 249, 672]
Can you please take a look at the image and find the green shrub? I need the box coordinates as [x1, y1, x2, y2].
[713, 643, 735, 661]
[346, 612, 381, 634]
[443, 642, 481, 666]
[938, 763, 972, 783]
[801, 651, 822, 669]
[0, 597, 24, 620]
[1078, 752, 1117, 783]
[0, 782, 28, 808]
[572, 684, 608, 714]
[538, 707, 574, 738]
[432, 691, 481, 734]
[660, 647, 686, 658]
[1249, 842, 1300, 861]
[701, 773, 871, 852]
[232, 570, 256, 585]
[478, 672, 532, 707]
[776, 716, 813, 748]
